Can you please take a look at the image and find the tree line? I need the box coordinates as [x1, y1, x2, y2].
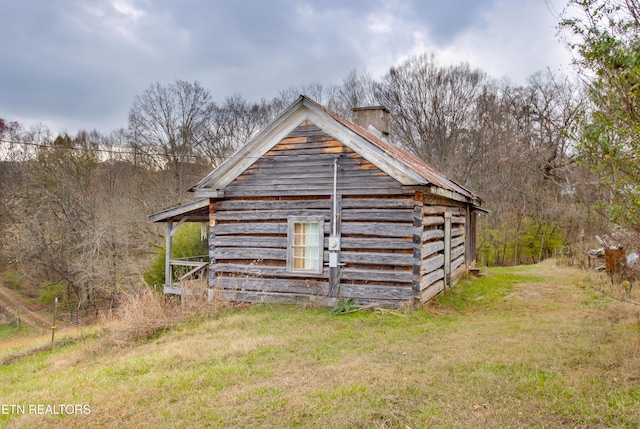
[1, 0, 634, 307]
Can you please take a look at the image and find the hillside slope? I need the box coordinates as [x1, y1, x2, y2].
[1, 261, 639, 428]
[0, 284, 58, 331]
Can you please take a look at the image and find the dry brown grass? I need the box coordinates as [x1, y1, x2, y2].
[101, 289, 181, 345]
[100, 288, 225, 346]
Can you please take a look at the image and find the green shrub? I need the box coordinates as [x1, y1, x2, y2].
[478, 217, 566, 266]
[143, 222, 208, 288]
[331, 298, 358, 315]
[2, 270, 24, 290]
[38, 281, 67, 304]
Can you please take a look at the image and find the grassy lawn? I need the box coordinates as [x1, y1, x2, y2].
[0, 319, 38, 341]
[0, 323, 17, 339]
[1, 261, 639, 428]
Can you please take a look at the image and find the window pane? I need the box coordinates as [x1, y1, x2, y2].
[305, 223, 319, 246]
[306, 254, 318, 270]
[294, 223, 304, 246]
[293, 246, 305, 269]
[290, 221, 321, 272]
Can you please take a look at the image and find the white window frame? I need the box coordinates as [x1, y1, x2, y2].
[287, 216, 324, 274]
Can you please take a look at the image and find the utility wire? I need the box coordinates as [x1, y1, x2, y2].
[0, 137, 258, 161]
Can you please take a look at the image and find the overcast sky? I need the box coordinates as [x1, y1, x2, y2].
[0, 0, 572, 135]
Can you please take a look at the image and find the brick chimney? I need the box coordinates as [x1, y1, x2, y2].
[351, 106, 390, 140]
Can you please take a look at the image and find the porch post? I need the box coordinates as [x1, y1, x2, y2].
[165, 220, 173, 289]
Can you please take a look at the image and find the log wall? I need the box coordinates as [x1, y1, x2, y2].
[209, 195, 420, 306]
[419, 205, 467, 304]
[210, 196, 330, 304]
[337, 195, 417, 306]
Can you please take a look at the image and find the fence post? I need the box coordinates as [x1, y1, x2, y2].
[51, 297, 58, 344]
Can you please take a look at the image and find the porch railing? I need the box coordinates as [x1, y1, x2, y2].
[163, 255, 209, 296]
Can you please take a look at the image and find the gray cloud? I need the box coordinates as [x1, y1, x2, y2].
[0, 0, 572, 134]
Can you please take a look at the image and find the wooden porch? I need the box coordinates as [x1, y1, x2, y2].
[149, 199, 211, 297]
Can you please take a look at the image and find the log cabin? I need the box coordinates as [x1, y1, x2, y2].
[149, 95, 484, 307]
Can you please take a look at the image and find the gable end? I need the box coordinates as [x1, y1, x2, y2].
[224, 121, 403, 197]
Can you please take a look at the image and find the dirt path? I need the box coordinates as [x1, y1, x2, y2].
[0, 284, 65, 331]
[504, 259, 640, 326]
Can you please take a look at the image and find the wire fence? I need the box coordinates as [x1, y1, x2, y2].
[0, 298, 115, 336]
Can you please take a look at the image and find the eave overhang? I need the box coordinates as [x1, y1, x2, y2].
[149, 199, 210, 223]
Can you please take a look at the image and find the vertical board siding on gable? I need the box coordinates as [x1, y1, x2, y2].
[223, 122, 403, 197]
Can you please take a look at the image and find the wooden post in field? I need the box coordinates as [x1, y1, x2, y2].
[51, 297, 58, 344]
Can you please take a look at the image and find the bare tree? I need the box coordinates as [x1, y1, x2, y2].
[4, 133, 100, 301]
[375, 53, 488, 180]
[473, 73, 597, 265]
[202, 95, 274, 166]
[128, 80, 214, 198]
[335, 69, 376, 115]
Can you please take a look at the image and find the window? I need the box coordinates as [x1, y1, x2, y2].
[287, 216, 324, 274]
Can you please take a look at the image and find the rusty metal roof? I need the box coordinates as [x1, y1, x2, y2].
[308, 97, 479, 201]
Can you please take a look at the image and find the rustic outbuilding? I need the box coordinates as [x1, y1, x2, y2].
[149, 96, 484, 307]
